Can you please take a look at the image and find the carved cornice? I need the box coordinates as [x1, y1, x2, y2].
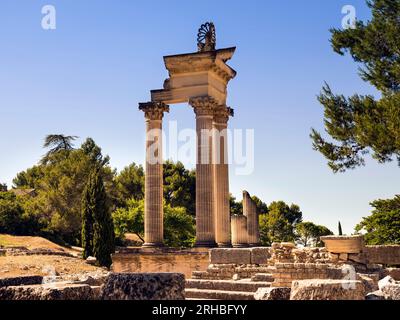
[189, 96, 218, 116]
[139, 101, 169, 120]
[214, 105, 234, 123]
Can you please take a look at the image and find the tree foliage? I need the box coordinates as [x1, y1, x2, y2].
[115, 163, 144, 205]
[295, 221, 333, 247]
[88, 169, 115, 268]
[41, 134, 78, 165]
[112, 199, 195, 248]
[11, 137, 115, 245]
[163, 161, 196, 216]
[311, 0, 400, 172]
[259, 201, 303, 245]
[355, 195, 400, 244]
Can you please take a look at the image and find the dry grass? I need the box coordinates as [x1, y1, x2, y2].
[0, 234, 65, 251]
[0, 255, 101, 278]
[0, 234, 103, 278]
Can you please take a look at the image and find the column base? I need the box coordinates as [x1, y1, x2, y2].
[217, 242, 232, 248]
[142, 242, 165, 248]
[248, 243, 262, 247]
[194, 240, 217, 248]
[232, 244, 249, 248]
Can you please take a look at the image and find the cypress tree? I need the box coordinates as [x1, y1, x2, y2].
[91, 168, 115, 268]
[81, 171, 95, 259]
[82, 167, 115, 267]
[338, 221, 343, 236]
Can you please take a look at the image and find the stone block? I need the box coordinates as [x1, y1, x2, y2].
[0, 276, 43, 288]
[385, 268, 400, 281]
[250, 247, 271, 265]
[209, 248, 251, 265]
[101, 273, 185, 300]
[378, 276, 400, 300]
[290, 279, 365, 300]
[254, 287, 291, 300]
[0, 283, 94, 300]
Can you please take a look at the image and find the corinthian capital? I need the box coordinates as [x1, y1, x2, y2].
[214, 105, 234, 123]
[189, 96, 218, 116]
[139, 102, 170, 120]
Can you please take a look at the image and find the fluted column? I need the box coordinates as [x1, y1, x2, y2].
[243, 190, 260, 246]
[139, 102, 169, 247]
[190, 96, 217, 248]
[213, 106, 234, 247]
[231, 215, 248, 248]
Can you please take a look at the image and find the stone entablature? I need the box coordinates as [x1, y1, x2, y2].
[151, 48, 237, 105]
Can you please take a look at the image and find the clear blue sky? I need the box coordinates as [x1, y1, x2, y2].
[1, 0, 399, 234]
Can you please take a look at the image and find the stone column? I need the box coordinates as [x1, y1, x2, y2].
[139, 102, 169, 247]
[231, 215, 248, 248]
[213, 106, 234, 247]
[243, 191, 260, 247]
[189, 96, 217, 247]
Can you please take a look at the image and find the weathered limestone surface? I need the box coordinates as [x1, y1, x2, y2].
[251, 247, 271, 265]
[213, 106, 233, 247]
[101, 273, 185, 300]
[365, 245, 400, 266]
[190, 96, 218, 247]
[290, 279, 365, 300]
[254, 287, 291, 300]
[139, 102, 169, 247]
[231, 215, 248, 247]
[384, 268, 400, 280]
[378, 276, 400, 300]
[271, 262, 343, 288]
[243, 191, 260, 246]
[151, 47, 237, 106]
[357, 274, 378, 293]
[210, 248, 251, 265]
[0, 283, 95, 300]
[0, 275, 43, 288]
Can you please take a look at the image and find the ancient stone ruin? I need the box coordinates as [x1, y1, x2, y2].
[185, 238, 400, 300]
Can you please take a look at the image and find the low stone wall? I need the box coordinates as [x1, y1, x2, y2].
[271, 263, 343, 287]
[209, 247, 271, 265]
[365, 246, 400, 266]
[112, 247, 209, 279]
[193, 264, 273, 280]
[0, 272, 185, 300]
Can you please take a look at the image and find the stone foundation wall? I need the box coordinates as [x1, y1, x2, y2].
[193, 264, 273, 280]
[112, 248, 209, 279]
[271, 263, 343, 287]
[209, 247, 271, 265]
[365, 246, 400, 266]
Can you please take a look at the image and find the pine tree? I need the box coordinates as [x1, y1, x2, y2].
[82, 168, 115, 267]
[311, 0, 400, 172]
